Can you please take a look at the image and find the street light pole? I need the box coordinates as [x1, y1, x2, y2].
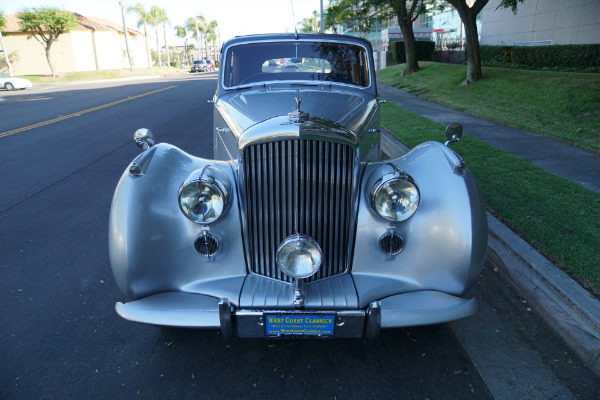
[320, 0, 324, 33]
[119, 0, 134, 71]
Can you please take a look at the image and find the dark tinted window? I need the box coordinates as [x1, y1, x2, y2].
[223, 41, 370, 88]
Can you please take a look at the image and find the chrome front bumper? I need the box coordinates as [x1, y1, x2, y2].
[115, 291, 477, 339]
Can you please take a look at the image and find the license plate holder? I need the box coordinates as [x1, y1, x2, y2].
[265, 313, 335, 337]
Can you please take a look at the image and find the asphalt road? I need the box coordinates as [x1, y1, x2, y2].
[0, 73, 597, 399]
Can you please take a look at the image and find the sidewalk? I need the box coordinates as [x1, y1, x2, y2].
[378, 83, 600, 376]
[378, 82, 600, 194]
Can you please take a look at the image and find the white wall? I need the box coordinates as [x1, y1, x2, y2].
[481, 0, 600, 45]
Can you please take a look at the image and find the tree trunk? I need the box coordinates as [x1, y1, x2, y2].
[446, 0, 489, 85]
[397, 9, 419, 76]
[143, 23, 152, 69]
[163, 23, 170, 66]
[462, 13, 482, 85]
[155, 31, 160, 66]
[45, 42, 57, 77]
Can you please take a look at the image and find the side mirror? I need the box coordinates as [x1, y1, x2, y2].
[133, 128, 155, 150]
[444, 122, 463, 146]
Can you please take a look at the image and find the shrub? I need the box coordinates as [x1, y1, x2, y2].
[512, 44, 600, 72]
[391, 40, 436, 63]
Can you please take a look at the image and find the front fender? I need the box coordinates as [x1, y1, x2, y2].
[352, 141, 487, 308]
[108, 143, 247, 303]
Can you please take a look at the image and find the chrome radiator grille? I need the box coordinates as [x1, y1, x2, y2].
[241, 139, 357, 282]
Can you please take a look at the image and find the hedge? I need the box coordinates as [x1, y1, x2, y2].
[391, 40, 436, 63]
[512, 44, 600, 71]
[480, 44, 600, 72]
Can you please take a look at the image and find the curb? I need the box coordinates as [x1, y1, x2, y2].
[486, 214, 600, 375]
[381, 130, 600, 376]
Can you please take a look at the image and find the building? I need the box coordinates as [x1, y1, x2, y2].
[480, 0, 600, 46]
[0, 12, 150, 76]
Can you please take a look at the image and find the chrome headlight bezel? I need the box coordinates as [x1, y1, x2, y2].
[370, 171, 420, 223]
[178, 177, 230, 225]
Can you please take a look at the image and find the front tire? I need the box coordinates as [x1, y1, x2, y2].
[5, 82, 15, 91]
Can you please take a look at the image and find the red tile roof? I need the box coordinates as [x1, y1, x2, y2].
[2, 12, 143, 35]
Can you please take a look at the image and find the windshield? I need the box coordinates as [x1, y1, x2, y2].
[223, 41, 370, 88]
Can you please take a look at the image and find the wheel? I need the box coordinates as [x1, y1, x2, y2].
[5, 82, 15, 91]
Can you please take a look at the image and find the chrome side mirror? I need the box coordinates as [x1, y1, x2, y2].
[133, 128, 155, 150]
[444, 122, 463, 146]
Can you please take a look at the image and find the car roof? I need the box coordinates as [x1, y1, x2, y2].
[223, 33, 373, 50]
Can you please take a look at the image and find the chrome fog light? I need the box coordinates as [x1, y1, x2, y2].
[276, 234, 322, 279]
[194, 231, 219, 257]
[179, 179, 227, 224]
[371, 175, 419, 223]
[379, 230, 403, 256]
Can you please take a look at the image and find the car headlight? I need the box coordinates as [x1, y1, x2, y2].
[179, 179, 227, 224]
[276, 234, 322, 279]
[371, 172, 420, 223]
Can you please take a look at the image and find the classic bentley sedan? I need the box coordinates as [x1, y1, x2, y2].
[109, 33, 487, 339]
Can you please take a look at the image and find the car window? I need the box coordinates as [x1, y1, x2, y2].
[223, 41, 370, 88]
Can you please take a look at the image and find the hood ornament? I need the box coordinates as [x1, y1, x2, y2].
[288, 89, 309, 124]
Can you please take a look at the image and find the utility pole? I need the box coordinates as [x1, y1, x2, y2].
[119, 0, 134, 71]
[320, 0, 324, 33]
[0, 29, 14, 77]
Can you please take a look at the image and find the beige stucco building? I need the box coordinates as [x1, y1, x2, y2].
[1, 12, 151, 76]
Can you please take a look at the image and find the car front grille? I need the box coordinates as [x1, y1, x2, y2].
[240, 139, 357, 282]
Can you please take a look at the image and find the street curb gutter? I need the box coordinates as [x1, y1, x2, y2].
[486, 214, 600, 376]
[381, 129, 600, 376]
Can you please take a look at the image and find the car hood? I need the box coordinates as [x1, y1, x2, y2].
[215, 87, 378, 136]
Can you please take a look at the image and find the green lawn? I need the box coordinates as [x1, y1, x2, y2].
[381, 101, 600, 297]
[377, 62, 600, 153]
[21, 66, 186, 85]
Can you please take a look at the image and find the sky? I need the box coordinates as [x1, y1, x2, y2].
[2, 0, 324, 45]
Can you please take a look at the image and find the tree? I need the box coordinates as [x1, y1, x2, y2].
[185, 15, 205, 60]
[174, 25, 188, 62]
[17, 8, 78, 76]
[326, 0, 429, 75]
[205, 20, 219, 61]
[0, 10, 14, 77]
[128, 3, 152, 68]
[445, 0, 524, 85]
[299, 11, 320, 33]
[149, 6, 161, 65]
[155, 8, 170, 67]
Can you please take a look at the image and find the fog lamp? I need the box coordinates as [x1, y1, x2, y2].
[276, 234, 322, 279]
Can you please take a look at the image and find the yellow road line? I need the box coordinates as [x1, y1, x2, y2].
[0, 85, 176, 139]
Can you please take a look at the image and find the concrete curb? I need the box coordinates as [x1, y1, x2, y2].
[381, 130, 600, 376]
[486, 213, 600, 375]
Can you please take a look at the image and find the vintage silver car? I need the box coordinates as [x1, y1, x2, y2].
[109, 33, 487, 339]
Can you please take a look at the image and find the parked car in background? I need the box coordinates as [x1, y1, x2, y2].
[0, 72, 32, 90]
[190, 60, 208, 73]
[205, 60, 216, 71]
[109, 33, 487, 340]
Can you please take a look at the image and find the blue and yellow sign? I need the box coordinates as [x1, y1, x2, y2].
[266, 314, 335, 336]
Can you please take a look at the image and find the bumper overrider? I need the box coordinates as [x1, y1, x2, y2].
[116, 291, 477, 339]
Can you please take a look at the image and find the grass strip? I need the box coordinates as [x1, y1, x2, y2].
[381, 101, 600, 297]
[376, 63, 600, 153]
[21, 67, 187, 85]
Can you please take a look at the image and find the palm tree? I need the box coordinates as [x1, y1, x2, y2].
[127, 3, 152, 68]
[186, 15, 205, 60]
[156, 8, 170, 67]
[149, 6, 161, 65]
[174, 25, 188, 63]
[205, 20, 218, 61]
[299, 11, 319, 33]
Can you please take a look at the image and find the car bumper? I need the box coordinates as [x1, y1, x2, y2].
[115, 290, 477, 338]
